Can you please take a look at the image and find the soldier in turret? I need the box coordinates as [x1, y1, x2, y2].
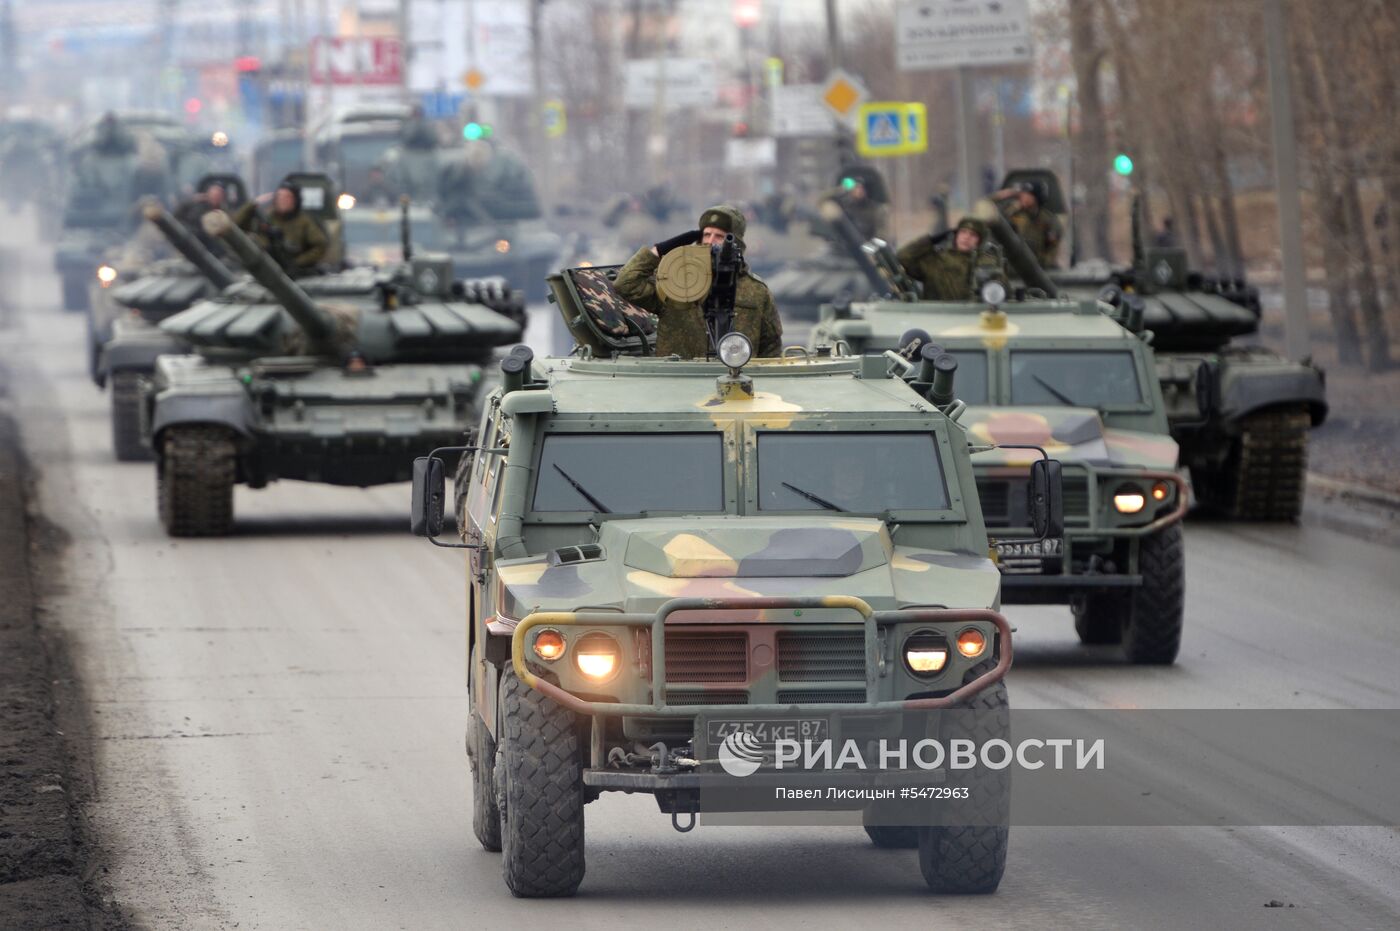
[232, 182, 328, 277]
[990, 180, 1062, 269]
[896, 217, 1009, 300]
[613, 204, 783, 359]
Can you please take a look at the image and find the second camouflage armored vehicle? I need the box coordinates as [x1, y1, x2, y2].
[145, 208, 524, 536]
[813, 278, 1188, 664]
[1002, 169, 1327, 520]
[410, 264, 1070, 898]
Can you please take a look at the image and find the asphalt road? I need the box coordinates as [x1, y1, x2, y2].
[2, 208, 1398, 930]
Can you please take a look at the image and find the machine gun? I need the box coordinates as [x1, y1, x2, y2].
[702, 233, 741, 356]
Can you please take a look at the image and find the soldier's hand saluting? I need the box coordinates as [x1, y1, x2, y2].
[651, 229, 702, 257]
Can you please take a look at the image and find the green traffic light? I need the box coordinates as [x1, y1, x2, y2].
[841, 177, 856, 191]
[1114, 153, 1134, 176]
[463, 122, 485, 141]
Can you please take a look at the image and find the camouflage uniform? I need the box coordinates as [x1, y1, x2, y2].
[896, 219, 1009, 300]
[232, 200, 328, 276]
[613, 204, 783, 359]
[994, 194, 1063, 269]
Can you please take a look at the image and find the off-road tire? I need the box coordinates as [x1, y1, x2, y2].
[157, 425, 236, 537]
[1228, 407, 1311, 521]
[864, 826, 920, 849]
[918, 661, 1010, 894]
[61, 274, 89, 312]
[467, 712, 502, 852]
[1122, 525, 1185, 664]
[1073, 592, 1125, 645]
[495, 667, 585, 897]
[110, 372, 152, 462]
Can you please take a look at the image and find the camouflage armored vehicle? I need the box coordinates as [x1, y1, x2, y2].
[145, 208, 524, 536]
[1002, 169, 1327, 520]
[812, 245, 1189, 663]
[410, 264, 1069, 897]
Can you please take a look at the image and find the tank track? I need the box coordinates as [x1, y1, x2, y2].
[110, 372, 151, 462]
[158, 425, 236, 537]
[1229, 406, 1311, 521]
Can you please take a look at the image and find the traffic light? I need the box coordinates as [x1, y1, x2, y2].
[463, 122, 493, 141]
[1113, 153, 1134, 176]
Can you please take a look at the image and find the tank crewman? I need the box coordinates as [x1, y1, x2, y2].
[613, 204, 783, 359]
[232, 182, 328, 276]
[174, 182, 229, 250]
[823, 167, 889, 241]
[990, 180, 1063, 269]
[896, 217, 1009, 300]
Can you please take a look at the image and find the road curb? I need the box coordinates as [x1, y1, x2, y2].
[1303, 472, 1400, 545]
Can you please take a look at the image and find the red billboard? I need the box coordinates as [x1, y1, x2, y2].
[309, 37, 403, 86]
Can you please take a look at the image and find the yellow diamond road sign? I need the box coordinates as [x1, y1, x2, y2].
[462, 69, 485, 91]
[821, 69, 867, 120]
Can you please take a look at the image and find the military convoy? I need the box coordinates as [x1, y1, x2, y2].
[408, 263, 1069, 897]
[1004, 169, 1328, 521]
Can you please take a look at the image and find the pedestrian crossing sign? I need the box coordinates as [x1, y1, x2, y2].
[856, 102, 928, 158]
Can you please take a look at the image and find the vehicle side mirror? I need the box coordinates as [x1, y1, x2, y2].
[410, 455, 445, 537]
[1028, 459, 1064, 540]
[1195, 360, 1217, 416]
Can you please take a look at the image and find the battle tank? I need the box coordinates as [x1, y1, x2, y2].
[1001, 169, 1327, 521]
[812, 211, 1189, 663]
[145, 208, 525, 536]
[409, 260, 1068, 897]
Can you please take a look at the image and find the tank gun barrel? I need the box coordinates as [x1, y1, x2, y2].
[142, 201, 237, 290]
[975, 200, 1060, 298]
[200, 209, 340, 354]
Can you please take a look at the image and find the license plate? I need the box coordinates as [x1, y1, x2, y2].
[707, 718, 829, 749]
[995, 537, 1063, 559]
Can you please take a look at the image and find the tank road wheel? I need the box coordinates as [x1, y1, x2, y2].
[467, 712, 502, 852]
[495, 667, 585, 898]
[1073, 593, 1126, 646]
[918, 661, 1010, 894]
[864, 826, 921, 849]
[1229, 406, 1312, 521]
[110, 372, 152, 462]
[1122, 525, 1185, 665]
[157, 425, 236, 537]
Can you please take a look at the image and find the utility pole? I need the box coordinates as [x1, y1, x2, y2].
[1262, 0, 1310, 361]
[955, 67, 979, 208]
[529, 0, 550, 214]
[824, 0, 842, 71]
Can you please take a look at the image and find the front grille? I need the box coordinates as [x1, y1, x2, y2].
[666, 689, 748, 706]
[664, 632, 747, 683]
[978, 475, 1091, 528]
[776, 631, 865, 682]
[777, 689, 867, 704]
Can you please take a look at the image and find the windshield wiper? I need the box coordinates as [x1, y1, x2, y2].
[553, 464, 612, 514]
[1032, 374, 1081, 407]
[782, 481, 847, 512]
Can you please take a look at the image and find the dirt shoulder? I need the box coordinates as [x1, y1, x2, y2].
[0, 370, 127, 928]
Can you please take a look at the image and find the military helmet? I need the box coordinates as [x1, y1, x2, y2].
[956, 217, 989, 239]
[1016, 179, 1048, 206]
[698, 204, 747, 248]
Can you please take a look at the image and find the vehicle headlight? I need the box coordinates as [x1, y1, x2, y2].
[210, 131, 230, 148]
[1113, 485, 1147, 514]
[495, 238, 511, 254]
[717, 332, 753, 369]
[1151, 481, 1171, 502]
[980, 280, 1007, 305]
[956, 628, 986, 659]
[337, 193, 357, 210]
[96, 264, 117, 285]
[574, 633, 620, 681]
[903, 631, 949, 677]
[532, 628, 566, 662]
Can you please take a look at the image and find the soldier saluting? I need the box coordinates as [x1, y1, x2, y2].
[613, 204, 783, 359]
[232, 182, 328, 277]
[896, 217, 1009, 300]
[990, 180, 1062, 269]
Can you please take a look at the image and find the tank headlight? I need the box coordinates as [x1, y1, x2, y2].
[211, 131, 229, 147]
[980, 280, 1007, 305]
[1151, 481, 1171, 502]
[337, 193, 357, 210]
[96, 265, 117, 286]
[717, 332, 753, 369]
[1113, 486, 1147, 514]
[574, 633, 621, 682]
[495, 238, 511, 254]
[532, 628, 566, 662]
[903, 631, 949, 677]
[956, 628, 987, 659]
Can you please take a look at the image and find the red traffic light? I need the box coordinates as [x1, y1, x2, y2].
[732, 121, 749, 137]
[235, 56, 262, 73]
[183, 97, 203, 115]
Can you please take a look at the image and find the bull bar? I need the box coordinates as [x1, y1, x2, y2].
[510, 595, 1011, 717]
